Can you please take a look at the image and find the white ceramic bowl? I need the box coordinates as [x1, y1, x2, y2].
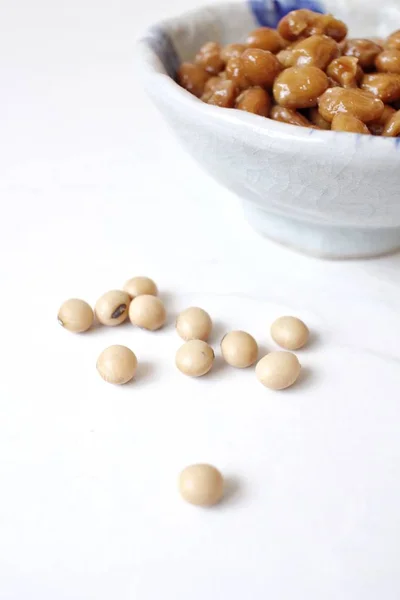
[137, 0, 400, 258]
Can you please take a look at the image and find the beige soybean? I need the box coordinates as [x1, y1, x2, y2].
[273, 66, 329, 109]
[288, 34, 339, 70]
[96, 345, 137, 385]
[308, 106, 331, 129]
[277, 9, 318, 41]
[277, 10, 347, 43]
[375, 49, 400, 74]
[277, 48, 295, 68]
[220, 43, 246, 62]
[318, 87, 384, 123]
[123, 276, 158, 299]
[383, 109, 400, 136]
[203, 79, 237, 107]
[175, 339, 214, 377]
[177, 63, 210, 98]
[361, 73, 400, 104]
[240, 48, 282, 88]
[386, 30, 400, 51]
[221, 330, 258, 368]
[327, 56, 362, 88]
[195, 42, 225, 75]
[129, 295, 166, 330]
[179, 464, 224, 506]
[271, 316, 309, 350]
[58, 298, 94, 333]
[225, 56, 251, 91]
[176, 307, 212, 341]
[256, 351, 301, 390]
[369, 104, 396, 135]
[95, 290, 130, 326]
[332, 113, 370, 134]
[344, 38, 383, 69]
[271, 105, 314, 127]
[235, 86, 271, 116]
[246, 27, 284, 53]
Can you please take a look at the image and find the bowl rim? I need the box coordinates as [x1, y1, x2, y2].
[137, 0, 400, 150]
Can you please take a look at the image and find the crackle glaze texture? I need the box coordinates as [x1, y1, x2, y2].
[138, 0, 400, 258]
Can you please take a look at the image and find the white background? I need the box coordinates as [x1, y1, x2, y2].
[1, 1, 400, 598]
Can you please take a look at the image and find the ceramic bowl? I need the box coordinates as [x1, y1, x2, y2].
[137, 0, 400, 258]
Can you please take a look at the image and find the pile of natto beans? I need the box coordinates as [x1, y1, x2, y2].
[58, 276, 310, 507]
[177, 8, 400, 136]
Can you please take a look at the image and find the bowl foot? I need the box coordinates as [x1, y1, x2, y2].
[243, 202, 400, 260]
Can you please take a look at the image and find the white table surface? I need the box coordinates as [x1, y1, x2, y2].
[1, 1, 400, 598]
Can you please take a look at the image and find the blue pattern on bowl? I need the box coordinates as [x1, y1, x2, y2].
[248, 0, 324, 28]
[142, 26, 180, 79]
